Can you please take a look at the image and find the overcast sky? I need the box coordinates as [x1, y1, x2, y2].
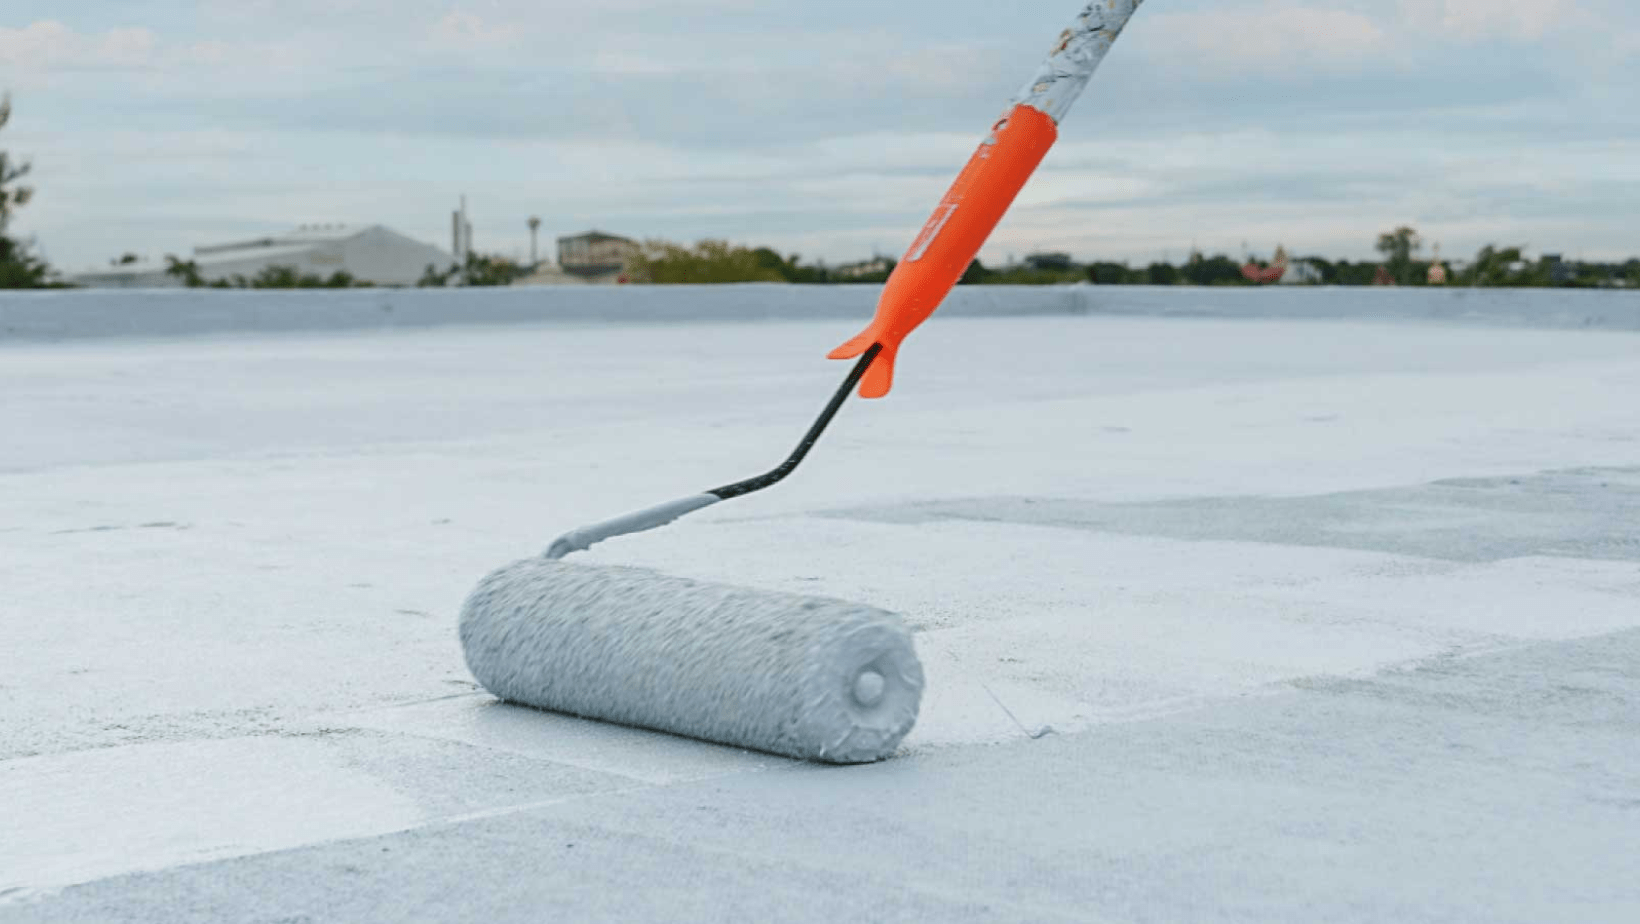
[4, 0, 1637, 272]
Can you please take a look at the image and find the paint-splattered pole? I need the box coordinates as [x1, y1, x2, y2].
[830, 0, 1146, 397]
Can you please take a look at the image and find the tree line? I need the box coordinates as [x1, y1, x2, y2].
[153, 234, 1637, 292]
[3, 90, 1635, 291]
[158, 250, 529, 288]
[624, 230, 1640, 289]
[161, 255, 371, 289]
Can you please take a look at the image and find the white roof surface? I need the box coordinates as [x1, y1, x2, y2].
[1, 288, 1637, 921]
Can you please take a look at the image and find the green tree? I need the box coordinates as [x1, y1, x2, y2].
[749, 246, 834, 283]
[418, 262, 456, 287]
[459, 251, 526, 286]
[1179, 252, 1246, 286]
[1086, 261, 1130, 285]
[164, 255, 205, 287]
[1465, 245, 1531, 287]
[1375, 226, 1422, 286]
[1146, 261, 1179, 285]
[415, 253, 523, 287]
[958, 259, 993, 284]
[627, 239, 787, 284]
[236, 264, 371, 288]
[0, 92, 54, 288]
[1330, 260, 1378, 286]
[325, 270, 365, 288]
[749, 246, 787, 275]
[978, 263, 1083, 285]
[249, 264, 315, 288]
[1295, 255, 1337, 285]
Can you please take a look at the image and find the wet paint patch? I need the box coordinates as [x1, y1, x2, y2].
[825, 467, 1640, 564]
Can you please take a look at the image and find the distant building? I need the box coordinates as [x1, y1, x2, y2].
[450, 197, 473, 262]
[1241, 245, 1289, 284]
[1278, 260, 1324, 285]
[512, 261, 591, 287]
[73, 259, 172, 288]
[834, 257, 893, 279]
[1023, 252, 1073, 272]
[1543, 253, 1574, 285]
[1428, 243, 1448, 285]
[72, 225, 455, 288]
[557, 230, 638, 284]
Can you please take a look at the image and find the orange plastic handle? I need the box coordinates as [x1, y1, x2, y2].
[828, 103, 1059, 398]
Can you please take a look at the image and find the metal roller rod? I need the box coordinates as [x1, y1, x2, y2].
[544, 343, 883, 559]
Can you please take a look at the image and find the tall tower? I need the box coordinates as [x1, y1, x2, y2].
[451, 195, 472, 260]
[528, 216, 541, 265]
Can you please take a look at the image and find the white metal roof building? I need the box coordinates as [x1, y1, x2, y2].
[73, 225, 456, 288]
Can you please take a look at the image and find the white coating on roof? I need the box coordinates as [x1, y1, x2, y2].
[1, 289, 1637, 920]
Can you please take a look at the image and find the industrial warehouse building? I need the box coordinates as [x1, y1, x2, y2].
[73, 225, 456, 288]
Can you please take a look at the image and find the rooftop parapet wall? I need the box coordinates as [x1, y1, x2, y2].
[2, 285, 1637, 343]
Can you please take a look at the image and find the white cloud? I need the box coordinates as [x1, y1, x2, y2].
[0, 21, 157, 71]
[1141, 3, 1390, 74]
[0, 20, 354, 101]
[0, 20, 320, 80]
[1399, 0, 1579, 41]
[427, 10, 519, 50]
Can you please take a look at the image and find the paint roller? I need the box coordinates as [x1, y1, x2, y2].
[461, 1, 1147, 763]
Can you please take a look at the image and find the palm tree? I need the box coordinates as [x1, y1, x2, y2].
[527, 216, 541, 266]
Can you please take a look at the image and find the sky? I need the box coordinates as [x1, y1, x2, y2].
[2, 0, 1637, 273]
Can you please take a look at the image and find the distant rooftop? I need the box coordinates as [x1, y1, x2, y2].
[557, 230, 635, 246]
[69, 223, 451, 288]
[194, 224, 378, 257]
[193, 243, 315, 268]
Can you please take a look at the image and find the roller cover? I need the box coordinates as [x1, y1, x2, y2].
[459, 559, 924, 763]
